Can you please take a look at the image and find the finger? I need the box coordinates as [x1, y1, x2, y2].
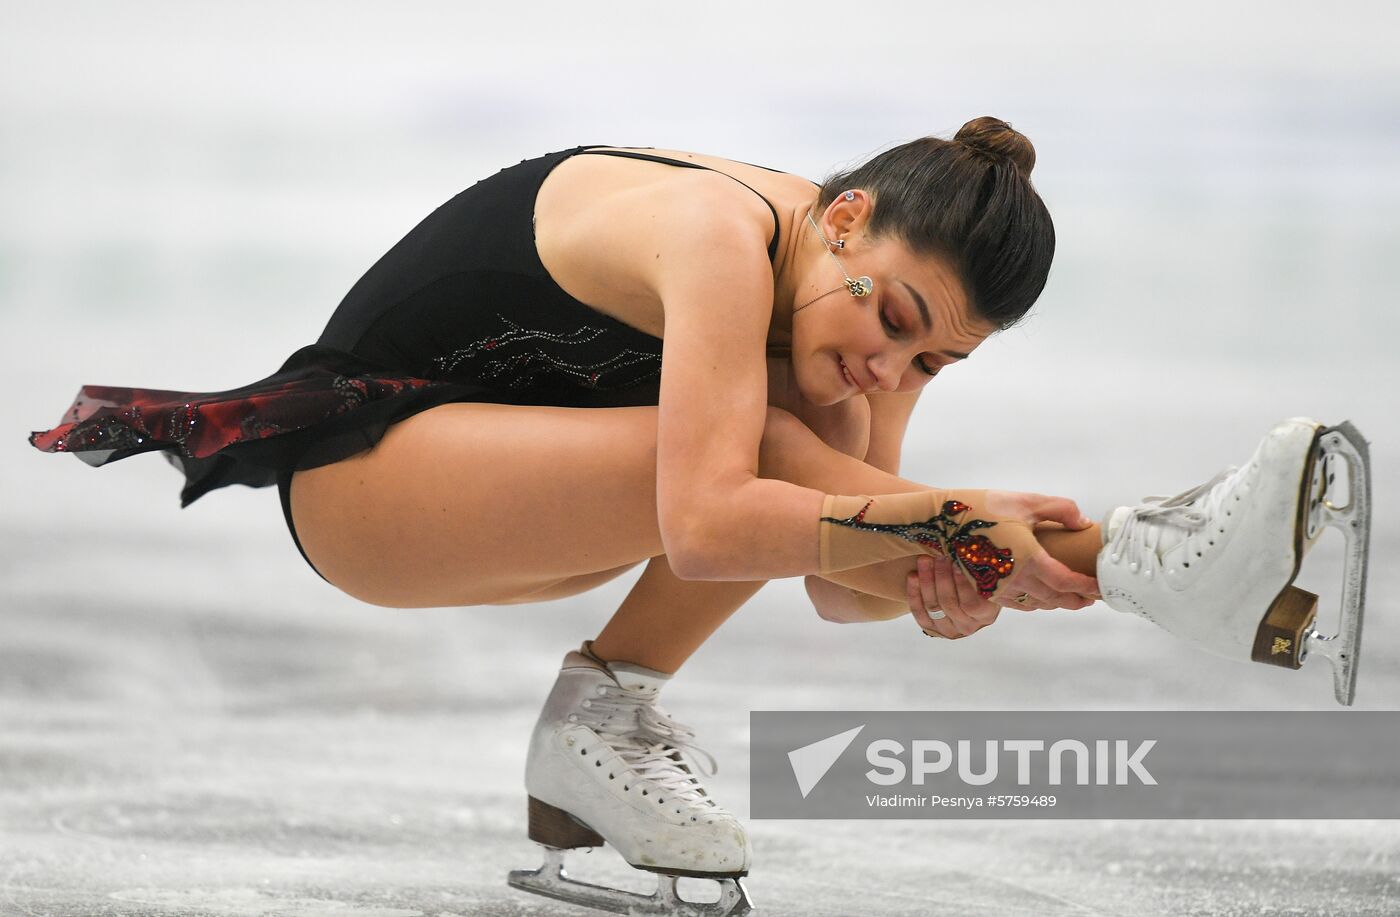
[1022, 567, 1096, 611]
[1033, 555, 1102, 597]
[1002, 567, 1070, 611]
[918, 556, 962, 639]
[947, 556, 999, 625]
[1029, 495, 1094, 530]
[1016, 578, 1086, 610]
[910, 561, 957, 636]
[996, 593, 1050, 612]
[966, 602, 1002, 628]
[933, 554, 978, 637]
[907, 569, 944, 633]
[1038, 589, 1095, 611]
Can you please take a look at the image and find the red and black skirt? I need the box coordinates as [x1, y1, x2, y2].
[26, 343, 654, 509]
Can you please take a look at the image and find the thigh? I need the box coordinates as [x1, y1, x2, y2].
[766, 355, 870, 459]
[288, 401, 666, 608]
[483, 559, 647, 605]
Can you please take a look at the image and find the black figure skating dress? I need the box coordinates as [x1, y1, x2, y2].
[28, 145, 791, 580]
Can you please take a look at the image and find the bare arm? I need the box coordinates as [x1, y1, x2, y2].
[804, 389, 924, 621]
[650, 198, 954, 583]
[646, 198, 832, 579]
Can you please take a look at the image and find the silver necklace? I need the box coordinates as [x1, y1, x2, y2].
[805, 191, 872, 298]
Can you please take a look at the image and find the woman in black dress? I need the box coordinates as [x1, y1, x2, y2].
[30, 118, 1126, 913]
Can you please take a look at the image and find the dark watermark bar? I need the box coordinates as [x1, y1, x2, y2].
[750, 712, 1400, 819]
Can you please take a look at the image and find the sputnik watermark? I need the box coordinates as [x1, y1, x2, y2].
[752, 712, 1400, 819]
[786, 725, 1155, 803]
[865, 738, 1156, 787]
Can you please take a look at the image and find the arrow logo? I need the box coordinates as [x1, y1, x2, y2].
[788, 725, 865, 798]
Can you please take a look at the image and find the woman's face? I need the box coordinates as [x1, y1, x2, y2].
[789, 200, 997, 406]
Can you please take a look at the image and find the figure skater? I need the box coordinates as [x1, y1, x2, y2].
[29, 118, 1370, 917]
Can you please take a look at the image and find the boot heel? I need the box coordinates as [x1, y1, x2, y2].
[1251, 586, 1318, 669]
[526, 796, 605, 849]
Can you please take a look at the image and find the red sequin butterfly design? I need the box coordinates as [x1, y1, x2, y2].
[823, 499, 1016, 598]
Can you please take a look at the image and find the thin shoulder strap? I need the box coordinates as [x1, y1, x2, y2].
[575, 149, 782, 262]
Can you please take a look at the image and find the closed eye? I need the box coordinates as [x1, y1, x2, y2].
[880, 305, 938, 377]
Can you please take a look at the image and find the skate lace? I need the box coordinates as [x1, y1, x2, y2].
[576, 685, 729, 812]
[1108, 465, 1238, 573]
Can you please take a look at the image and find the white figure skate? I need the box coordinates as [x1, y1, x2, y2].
[508, 641, 753, 916]
[1098, 417, 1370, 705]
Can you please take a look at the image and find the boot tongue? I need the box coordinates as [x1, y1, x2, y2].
[604, 660, 672, 699]
[1102, 504, 1192, 562]
[575, 641, 673, 698]
[1101, 506, 1132, 545]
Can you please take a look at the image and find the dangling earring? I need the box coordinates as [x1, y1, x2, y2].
[807, 191, 872, 297]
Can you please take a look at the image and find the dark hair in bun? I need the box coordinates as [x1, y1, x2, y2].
[812, 116, 1053, 329]
[955, 115, 1036, 174]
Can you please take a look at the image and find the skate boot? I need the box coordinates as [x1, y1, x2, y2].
[1097, 417, 1371, 705]
[508, 640, 753, 916]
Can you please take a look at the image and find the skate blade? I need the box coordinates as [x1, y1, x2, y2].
[1297, 421, 1371, 706]
[508, 846, 754, 916]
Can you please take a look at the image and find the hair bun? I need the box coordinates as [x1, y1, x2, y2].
[955, 116, 1036, 175]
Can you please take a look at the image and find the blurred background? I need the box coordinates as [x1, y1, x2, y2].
[3, 1, 1398, 914]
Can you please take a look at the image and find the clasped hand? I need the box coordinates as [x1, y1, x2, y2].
[909, 490, 1102, 640]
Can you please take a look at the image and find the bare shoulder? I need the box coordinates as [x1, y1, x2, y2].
[533, 147, 798, 338]
[649, 203, 778, 563]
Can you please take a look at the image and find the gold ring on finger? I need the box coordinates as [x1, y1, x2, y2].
[1014, 593, 1032, 605]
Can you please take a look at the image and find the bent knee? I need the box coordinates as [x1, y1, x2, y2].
[764, 400, 870, 460]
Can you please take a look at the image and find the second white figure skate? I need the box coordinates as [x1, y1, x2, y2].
[508, 641, 753, 916]
[1097, 417, 1371, 705]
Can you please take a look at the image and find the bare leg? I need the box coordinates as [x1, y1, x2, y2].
[290, 402, 1098, 663]
[593, 411, 1100, 672]
[590, 553, 766, 673]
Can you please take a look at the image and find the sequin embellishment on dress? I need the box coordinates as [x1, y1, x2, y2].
[431, 315, 662, 390]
